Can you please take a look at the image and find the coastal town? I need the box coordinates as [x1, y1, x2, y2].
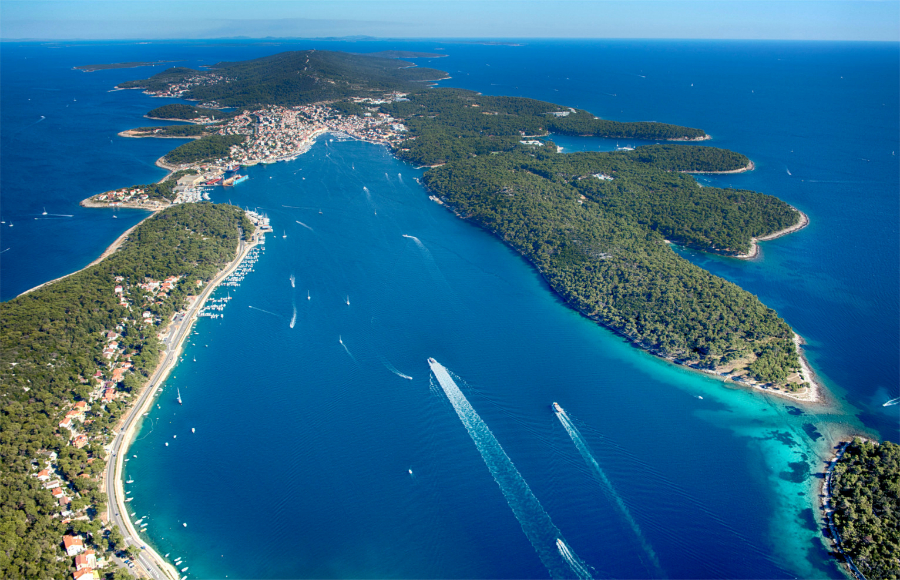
[26, 270, 198, 578]
[85, 97, 410, 209]
[17, 206, 269, 579]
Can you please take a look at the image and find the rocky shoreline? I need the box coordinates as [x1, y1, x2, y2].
[736, 208, 810, 260]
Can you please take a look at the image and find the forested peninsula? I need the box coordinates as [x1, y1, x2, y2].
[0, 204, 254, 578]
[828, 439, 900, 580]
[115, 49, 810, 394]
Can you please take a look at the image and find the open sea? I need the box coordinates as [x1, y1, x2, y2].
[2, 39, 897, 579]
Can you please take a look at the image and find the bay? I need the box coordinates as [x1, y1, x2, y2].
[2, 39, 897, 579]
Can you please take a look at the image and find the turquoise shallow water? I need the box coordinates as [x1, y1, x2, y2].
[2, 39, 898, 578]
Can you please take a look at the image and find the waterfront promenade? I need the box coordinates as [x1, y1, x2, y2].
[104, 231, 256, 579]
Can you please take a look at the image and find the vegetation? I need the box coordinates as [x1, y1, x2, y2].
[831, 439, 900, 580]
[74, 60, 177, 72]
[378, 90, 708, 166]
[146, 104, 233, 121]
[120, 51, 449, 107]
[548, 110, 706, 140]
[0, 204, 251, 578]
[163, 134, 246, 165]
[131, 124, 208, 137]
[620, 144, 750, 172]
[423, 145, 802, 382]
[116, 169, 200, 202]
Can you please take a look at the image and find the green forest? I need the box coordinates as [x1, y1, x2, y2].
[379, 90, 707, 166]
[146, 104, 233, 121]
[163, 134, 246, 165]
[831, 439, 900, 580]
[0, 204, 251, 578]
[119, 51, 449, 107]
[423, 146, 802, 382]
[132, 124, 208, 137]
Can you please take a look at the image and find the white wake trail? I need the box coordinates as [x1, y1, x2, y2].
[290, 274, 296, 288]
[382, 358, 413, 380]
[428, 359, 592, 579]
[339, 335, 357, 362]
[248, 305, 281, 318]
[554, 403, 665, 578]
[557, 539, 593, 580]
[295, 220, 314, 232]
[289, 305, 297, 329]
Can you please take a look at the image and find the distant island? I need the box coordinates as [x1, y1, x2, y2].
[361, 50, 448, 59]
[74, 60, 178, 72]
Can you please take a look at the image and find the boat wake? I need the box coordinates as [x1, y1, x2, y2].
[295, 220, 314, 232]
[556, 539, 593, 580]
[382, 358, 413, 380]
[339, 335, 357, 362]
[554, 403, 664, 578]
[289, 305, 297, 329]
[290, 274, 296, 288]
[248, 305, 281, 318]
[883, 396, 899, 407]
[428, 359, 592, 579]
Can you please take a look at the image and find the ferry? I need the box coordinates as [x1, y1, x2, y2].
[552, 402, 563, 413]
[233, 174, 249, 185]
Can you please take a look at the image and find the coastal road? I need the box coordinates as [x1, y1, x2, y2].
[105, 236, 251, 579]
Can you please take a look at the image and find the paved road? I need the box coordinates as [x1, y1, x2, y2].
[105, 237, 249, 579]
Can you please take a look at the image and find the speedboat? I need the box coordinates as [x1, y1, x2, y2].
[552, 402, 563, 413]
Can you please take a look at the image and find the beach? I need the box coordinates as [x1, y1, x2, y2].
[106, 231, 260, 579]
[17, 218, 154, 297]
[736, 208, 810, 260]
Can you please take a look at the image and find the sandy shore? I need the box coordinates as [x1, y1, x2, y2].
[17, 218, 153, 298]
[735, 208, 809, 260]
[683, 160, 755, 174]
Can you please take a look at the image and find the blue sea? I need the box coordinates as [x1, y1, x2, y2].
[2, 39, 897, 579]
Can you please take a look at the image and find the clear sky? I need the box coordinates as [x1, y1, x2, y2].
[2, 0, 898, 41]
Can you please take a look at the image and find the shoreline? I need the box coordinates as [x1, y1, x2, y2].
[17, 217, 153, 298]
[683, 159, 755, 174]
[109, 232, 259, 580]
[820, 439, 874, 580]
[423, 190, 822, 404]
[118, 129, 203, 140]
[735, 208, 810, 260]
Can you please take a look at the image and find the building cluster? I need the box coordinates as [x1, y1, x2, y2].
[141, 72, 228, 101]
[28, 270, 194, 573]
[220, 101, 409, 165]
[62, 534, 103, 579]
[95, 188, 148, 205]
